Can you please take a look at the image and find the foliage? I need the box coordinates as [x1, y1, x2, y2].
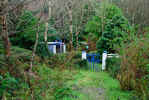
[98, 4, 131, 53]
[117, 35, 149, 100]
[3, 0, 149, 100]
[0, 43, 134, 100]
[0, 73, 19, 97]
[85, 3, 130, 53]
[112, 0, 149, 29]
[0, 64, 75, 100]
[36, 21, 59, 58]
[85, 16, 102, 38]
[36, 42, 52, 58]
[46, 51, 87, 69]
[30, 64, 75, 100]
[72, 51, 87, 69]
[106, 57, 121, 78]
[39, 19, 59, 42]
[0, 48, 76, 100]
[0, 43, 4, 54]
[10, 10, 40, 49]
[10, 10, 59, 58]
[0, 45, 40, 79]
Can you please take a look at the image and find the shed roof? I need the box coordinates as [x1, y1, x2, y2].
[47, 42, 64, 45]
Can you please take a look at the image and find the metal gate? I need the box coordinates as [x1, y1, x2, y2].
[86, 53, 101, 72]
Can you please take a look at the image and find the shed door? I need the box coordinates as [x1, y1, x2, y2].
[56, 45, 60, 53]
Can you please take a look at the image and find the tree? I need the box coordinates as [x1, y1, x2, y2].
[0, 0, 11, 61]
[112, 0, 149, 31]
[42, 0, 96, 49]
[10, 11, 39, 49]
[0, 0, 38, 62]
[85, 3, 130, 53]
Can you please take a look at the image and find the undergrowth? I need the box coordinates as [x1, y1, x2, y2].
[0, 46, 87, 100]
[117, 36, 149, 100]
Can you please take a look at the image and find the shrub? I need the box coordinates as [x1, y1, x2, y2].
[106, 57, 121, 78]
[75, 59, 87, 68]
[96, 4, 130, 54]
[10, 11, 40, 49]
[36, 42, 53, 58]
[85, 16, 102, 38]
[85, 3, 130, 54]
[118, 36, 149, 99]
[46, 53, 68, 69]
[46, 51, 87, 69]
[0, 73, 19, 98]
[31, 64, 74, 100]
[72, 51, 88, 69]
[11, 10, 58, 52]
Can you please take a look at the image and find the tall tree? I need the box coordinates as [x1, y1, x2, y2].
[112, 0, 149, 30]
[0, 0, 11, 61]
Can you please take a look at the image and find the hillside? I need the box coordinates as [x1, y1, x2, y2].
[1, 0, 149, 100]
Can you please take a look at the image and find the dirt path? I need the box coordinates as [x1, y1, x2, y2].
[65, 70, 106, 100]
[65, 69, 131, 100]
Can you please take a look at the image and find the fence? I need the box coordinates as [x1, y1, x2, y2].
[86, 53, 101, 72]
[102, 53, 120, 71]
[82, 51, 119, 71]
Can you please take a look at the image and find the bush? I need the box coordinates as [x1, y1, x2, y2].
[72, 51, 88, 69]
[118, 36, 149, 99]
[0, 73, 19, 98]
[85, 3, 130, 54]
[106, 57, 121, 78]
[10, 11, 40, 49]
[31, 64, 74, 100]
[36, 42, 53, 58]
[0, 64, 76, 100]
[11, 10, 58, 52]
[96, 4, 130, 54]
[44, 51, 87, 69]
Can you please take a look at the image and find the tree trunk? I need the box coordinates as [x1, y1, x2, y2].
[65, 3, 73, 49]
[2, 92, 7, 100]
[30, 24, 39, 72]
[43, 0, 52, 55]
[69, 9, 73, 49]
[76, 32, 79, 49]
[44, 22, 48, 42]
[1, 15, 11, 61]
[44, 0, 52, 43]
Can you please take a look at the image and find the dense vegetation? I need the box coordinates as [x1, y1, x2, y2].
[1, 0, 149, 100]
[85, 3, 130, 53]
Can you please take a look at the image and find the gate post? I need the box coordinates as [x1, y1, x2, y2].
[82, 51, 87, 60]
[102, 51, 107, 71]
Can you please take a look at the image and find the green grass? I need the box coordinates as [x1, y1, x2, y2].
[98, 72, 131, 100]
[64, 67, 132, 100]
[0, 45, 132, 100]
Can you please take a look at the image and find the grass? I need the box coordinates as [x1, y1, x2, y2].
[0, 45, 132, 100]
[63, 66, 132, 100]
[98, 72, 131, 100]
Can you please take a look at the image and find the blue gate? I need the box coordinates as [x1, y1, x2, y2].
[86, 53, 101, 72]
